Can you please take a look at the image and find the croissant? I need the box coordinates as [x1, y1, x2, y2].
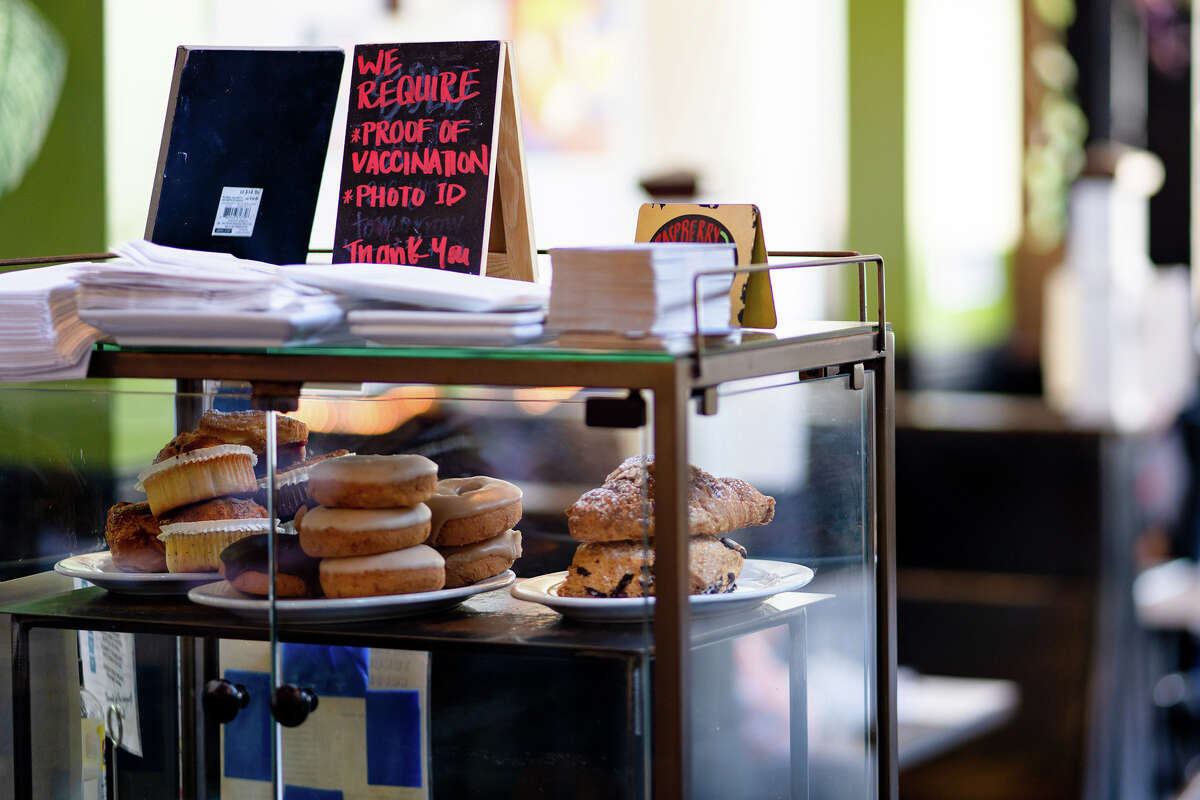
[565, 456, 775, 542]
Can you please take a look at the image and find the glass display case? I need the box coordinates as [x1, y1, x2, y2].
[1, 256, 894, 800]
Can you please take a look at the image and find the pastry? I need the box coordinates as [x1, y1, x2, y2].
[425, 476, 523, 547]
[156, 496, 272, 572]
[319, 544, 446, 598]
[297, 504, 431, 558]
[254, 449, 351, 519]
[566, 456, 775, 542]
[307, 454, 438, 508]
[219, 533, 321, 598]
[197, 409, 309, 475]
[136, 432, 257, 516]
[439, 529, 522, 588]
[558, 535, 746, 598]
[104, 501, 167, 572]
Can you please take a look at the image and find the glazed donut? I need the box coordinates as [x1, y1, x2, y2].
[439, 529, 522, 588]
[425, 477, 523, 547]
[319, 544, 445, 598]
[298, 504, 431, 558]
[307, 454, 437, 508]
[219, 533, 321, 598]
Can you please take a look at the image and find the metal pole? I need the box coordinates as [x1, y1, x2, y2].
[11, 619, 32, 799]
[652, 364, 692, 799]
[874, 336, 898, 800]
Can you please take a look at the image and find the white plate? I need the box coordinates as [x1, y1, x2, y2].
[54, 552, 219, 596]
[187, 570, 516, 623]
[79, 306, 344, 347]
[510, 559, 815, 623]
[349, 308, 546, 326]
[284, 263, 548, 312]
[353, 325, 545, 346]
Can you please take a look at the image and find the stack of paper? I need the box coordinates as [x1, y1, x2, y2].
[75, 241, 344, 346]
[0, 264, 104, 382]
[546, 244, 736, 337]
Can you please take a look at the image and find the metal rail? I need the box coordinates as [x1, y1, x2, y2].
[690, 252, 886, 378]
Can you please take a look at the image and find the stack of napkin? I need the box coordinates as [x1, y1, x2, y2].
[0, 264, 103, 381]
[546, 244, 736, 337]
[76, 241, 336, 313]
[74, 241, 343, 346]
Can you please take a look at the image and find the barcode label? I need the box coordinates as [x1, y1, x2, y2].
[211, 187, 262, 237]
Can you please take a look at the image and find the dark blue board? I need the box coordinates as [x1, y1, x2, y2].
[146, 47, 344, 265]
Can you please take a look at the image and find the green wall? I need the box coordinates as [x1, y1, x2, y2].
[0, 0, 105, 259]
[847, 0, 907, 349]
[0, 1, 113, 467]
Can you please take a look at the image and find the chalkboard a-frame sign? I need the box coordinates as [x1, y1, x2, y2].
[332, 40, 537, 282]
[146, 47, 344, 265]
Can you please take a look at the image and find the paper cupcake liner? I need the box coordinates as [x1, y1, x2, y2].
[158, 518, 279, 539]
[135, 445, 257, 490]
[161, 527, 271, 573]
[139, 455, 260, 516]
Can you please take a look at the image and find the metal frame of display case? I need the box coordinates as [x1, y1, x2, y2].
[5, 254, 895, 800]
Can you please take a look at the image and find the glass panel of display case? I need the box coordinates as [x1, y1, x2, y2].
[686, 372, 876, 799]
[254, 385, 655, 795]
[0, 308, 890, 798]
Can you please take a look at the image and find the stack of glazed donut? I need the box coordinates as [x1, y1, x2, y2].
[219, 454, 525, 599]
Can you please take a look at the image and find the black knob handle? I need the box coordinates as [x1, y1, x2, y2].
[271, 685, 319, 727]
[203, 679, 250, 724]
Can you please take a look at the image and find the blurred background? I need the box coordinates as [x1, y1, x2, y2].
[2, 0, 1200, 797]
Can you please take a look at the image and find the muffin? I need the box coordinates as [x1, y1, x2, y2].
[136, 431, 258, 516]
[156, 496, 274, 573]
[197, 409, 309, 475]
[254, 449, 351, 520]
[104, 501, 168, 573]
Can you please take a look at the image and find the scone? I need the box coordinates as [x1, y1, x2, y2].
[136, 431, 258, 516]
[156, 496, 272, 573]
[558, 535, 747, 598]
[197, 409, 309, 475]
[104, 501, 167, 572]
[566, 456, 775, 542]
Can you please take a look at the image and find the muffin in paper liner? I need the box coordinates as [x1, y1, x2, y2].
[157, 517, 281, 573]
[254, 450, 353, 520]
[255, 465, 313, 520]
[135, 445, 258, 516]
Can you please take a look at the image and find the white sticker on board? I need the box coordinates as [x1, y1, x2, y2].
[212, 187, 263, 237]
